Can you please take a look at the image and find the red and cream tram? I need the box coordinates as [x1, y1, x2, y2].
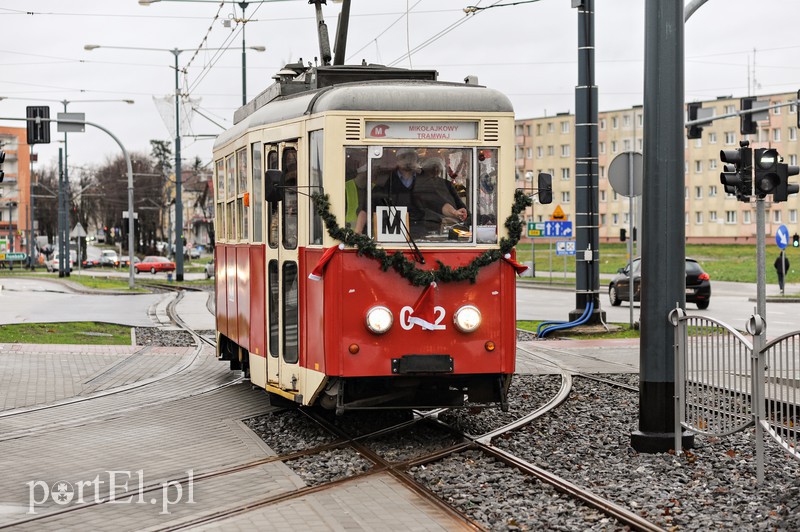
[212, 64, 538, 412]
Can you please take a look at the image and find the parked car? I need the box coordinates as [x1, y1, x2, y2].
[189, 247, 201, 259]
[82, 258, 100, 268]
[608, 257, 711, 309]
[204, 258, 215, 279]
[100, 250, 119, 267]
[119, 256, 141, 268]
[135, 256, 176, 274]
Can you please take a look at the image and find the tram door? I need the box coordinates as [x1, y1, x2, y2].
[265, 142, 300, 393]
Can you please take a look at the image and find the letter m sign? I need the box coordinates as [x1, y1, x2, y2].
[375, 206, 408, 243]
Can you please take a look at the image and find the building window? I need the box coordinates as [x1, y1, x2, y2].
[600, 118, 606, 130]
[561, 121, 569, 134]
[791, 154, 798, 166]
[694, 160, 702, 173]
[684, 186, 688, 199]
[623, 115, 631, 127]
[774, 104, 781, 115]
[536, 146, 543, 158]
[726, 211, 737, 224]
[725, 104, 735, 114]
[599, 142, 606, 154]
[612, 116, 618, 129]
[790, 209, 798, 224]
[725, 132, 736, 145]
[790, 127, 797, 141]
[600, 213, 606, 225]
[708, 185, 717, 197]
[561, 167, 570, 180]
[547, 145, 554, 156]
[743, 211, 751, 224]
[560, 144, 570, 157]
[709, 159, 718, 170]
[695, 186, 702, 199]
[526, 147, 533, 159]
[684, 162, 688, 174]
[600, 190, 607, 202]
[637, 139, 643, 151]
[612, 213, 619, 225]
[547, 122, 554, 133]
[515, 125, 524, 136]
[773, 128, 781, 142]
[623, 139, 632, 151]
[536, 124, 542, 135]
[599, 166, 606, 179]
[561, 191, 571, 203]
[685, 213, 689, 225]
[526, 125, 532, 136]
[623, 212, 630, 224]
[611, 141, 618, 153]
[695, 211, 703, 224]
[709, 131, 717, 144]
[710, 211, 718, 222]
[791, 102, 797, 114]
[773, 210, 782, 224]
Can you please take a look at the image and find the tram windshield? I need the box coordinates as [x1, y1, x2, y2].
[344, 146, 498, 244]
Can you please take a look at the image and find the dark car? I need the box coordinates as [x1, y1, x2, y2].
[119, 256, 141, 268]
[608, 257, 711, 309]
[134, 256, 176, 274]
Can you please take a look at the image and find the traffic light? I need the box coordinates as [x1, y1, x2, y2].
[620, 228, 627, 242]
[793, 233, 799, 248]
[774, 162, 800, 203]
[719, 141, 752, 202]
[754, 148, 780, 197]
[687, 102, 703, 139]
[537, 172, 553, 205]
[740, 96, 758, 135]
[26, 106, 51, 145]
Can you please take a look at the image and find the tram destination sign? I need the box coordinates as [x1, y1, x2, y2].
[527, 221, 573, 238]
[366, 121, 478, 140]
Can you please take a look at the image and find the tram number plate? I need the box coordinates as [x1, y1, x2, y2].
[392, 355, 454, 374]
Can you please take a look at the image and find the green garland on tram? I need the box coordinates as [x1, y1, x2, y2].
[311, 189, 532, 286]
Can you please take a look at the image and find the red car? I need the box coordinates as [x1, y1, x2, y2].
[134, 256, 176, 274]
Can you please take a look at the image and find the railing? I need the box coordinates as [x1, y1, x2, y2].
[671, 307, 800, 482]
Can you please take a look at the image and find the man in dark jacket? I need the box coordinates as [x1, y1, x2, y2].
[775, 251, 790, 293]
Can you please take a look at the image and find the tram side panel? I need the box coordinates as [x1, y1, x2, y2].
[215, 245, 228, 338]
[303, 247, 327, 376]
[248, 245, 267, 358]
[236, 245, 251, 349]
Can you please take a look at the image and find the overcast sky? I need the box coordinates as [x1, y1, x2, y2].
[1, 0, 798, 174]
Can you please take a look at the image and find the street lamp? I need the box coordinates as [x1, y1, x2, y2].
[84, 43, 258, 280]
[138, 0, 270, 105]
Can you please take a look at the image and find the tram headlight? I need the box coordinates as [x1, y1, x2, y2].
[365, 306, 393, 334]
[453, 305, 481, 333]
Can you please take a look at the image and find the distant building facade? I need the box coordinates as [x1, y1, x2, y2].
[515, 91, 799, 244]
[0, 126, 32, 254]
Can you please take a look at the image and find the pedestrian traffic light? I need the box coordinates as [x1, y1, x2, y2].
[773, 162, 800, 203]
[793, 233, 800, 248]
[687, 102, 703, 139]
[537, 172, 553, 205]
[754, 148, 780, 197]
[719, 141, 752, 201]
[620, 228, 627, 242]
[740, 96, 758, 135]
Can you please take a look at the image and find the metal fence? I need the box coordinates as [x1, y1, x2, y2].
[671, 307, 800, 481]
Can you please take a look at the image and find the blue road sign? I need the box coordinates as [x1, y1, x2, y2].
[555, 240, 576, 256]
[544, 221, 573, 238]
[776, 224, 789, 249]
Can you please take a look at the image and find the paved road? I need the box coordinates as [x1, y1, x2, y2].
[517, 279, 800, 338]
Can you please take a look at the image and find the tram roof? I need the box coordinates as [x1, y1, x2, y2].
[213, 80, 513, 151]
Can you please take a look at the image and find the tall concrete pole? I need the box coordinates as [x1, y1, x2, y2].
[631, 0, 693, 452]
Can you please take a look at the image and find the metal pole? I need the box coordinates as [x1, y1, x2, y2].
[62, 100, 71, 277]
[240, 1, 248, 106]
[28, 145, 35, 270]
[571, 0, 604, 323]
[58, 148, 65, 277]
[756, 198, 766, 321]
[628, 152, 634, 328]
[781, 249, 786, 295]
[173, 49, 185, 281]
[632, 0, 691, 453]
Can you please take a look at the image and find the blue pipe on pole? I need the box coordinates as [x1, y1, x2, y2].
[539, 301, 595, 338]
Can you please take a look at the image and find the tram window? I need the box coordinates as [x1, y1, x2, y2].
[227, 200, 235, 240]
[344, 147, 368, 232]
[251, 143, 263, 243]
[268, 260, 279, 357]
[282, 262, 299, 365]
[366, 147, 474, 243]
[215, 159, 225, 201]
[237, 148, 249, 240]
[282, 147, 298, 250]
[267, 148, 279, 248]
[476, 148, 498, 244]
[309, 131, 324, 245]
[226, 154, 236, 197]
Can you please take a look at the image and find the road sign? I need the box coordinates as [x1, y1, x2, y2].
[0, 252, 27, 261]
[550, 205, 566, 220]
[70, 222, 87, 239]
[608, 151, 643, 197]
[122, 211, 138, 220]
[555, 240, 576, 256]
[776, 224, 790, 249]
[527, 221, 573, 238]
[57, 112, 86, 133]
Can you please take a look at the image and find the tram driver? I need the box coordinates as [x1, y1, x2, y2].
[364, 148, 466, 239]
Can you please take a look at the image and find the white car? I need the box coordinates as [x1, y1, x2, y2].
[100, 250, 119, 267]
[46, 252, 74, 273]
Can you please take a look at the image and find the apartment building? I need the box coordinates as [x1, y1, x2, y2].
[515, 91, 800, 243]
[0, 126, 32, 253]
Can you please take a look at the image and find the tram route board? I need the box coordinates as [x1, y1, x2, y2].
[527, 221, 573, 238]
